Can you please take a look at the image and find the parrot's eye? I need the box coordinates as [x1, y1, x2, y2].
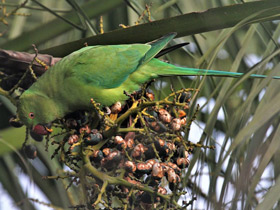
[29, 112, 35, 119]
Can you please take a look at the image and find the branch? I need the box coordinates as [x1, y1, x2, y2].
[0, 49, 60, 75]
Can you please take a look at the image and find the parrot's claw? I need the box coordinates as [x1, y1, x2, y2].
[104, 106, 111, 115]
[104, 117, 117, 131]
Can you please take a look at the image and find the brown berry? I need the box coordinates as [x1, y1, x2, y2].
[68, 134, 79, 145]
[152, 163, 164, 179]
[176, 157, 190, 168]
[124, 161, 136, 172]
[9, 116, 23, 128]
[158, 109, 172, 123]
[79, 125, 91, 134]
[132, 143, 146, 158]
[24, 144, 37, 159]
[171, 118, 181, 131]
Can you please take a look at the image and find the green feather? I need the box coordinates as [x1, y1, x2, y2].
[140, 33, 177, 65]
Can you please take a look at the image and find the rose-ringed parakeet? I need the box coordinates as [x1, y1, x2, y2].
[17, 33, 279, 134]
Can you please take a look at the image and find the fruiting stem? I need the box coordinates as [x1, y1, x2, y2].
[93, 181, 108, 207]
[82, 154, 179, 205]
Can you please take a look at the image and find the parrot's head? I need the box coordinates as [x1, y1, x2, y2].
[17, 91, 58, 135]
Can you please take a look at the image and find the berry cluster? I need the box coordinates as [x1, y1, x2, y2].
[15, 87, 208, 209]
[60, 89, 196, 208]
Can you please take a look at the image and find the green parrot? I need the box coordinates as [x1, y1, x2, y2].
[17, 33, 279, 134]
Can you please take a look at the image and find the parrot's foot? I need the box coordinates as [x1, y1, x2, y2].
[103, 106, 111, 115]
[109, 113, 118, 121]
[104, 117, 116, 131]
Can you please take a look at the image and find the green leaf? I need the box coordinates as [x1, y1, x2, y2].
[0, 127, 26, 155]
[41, 0, 280, 57]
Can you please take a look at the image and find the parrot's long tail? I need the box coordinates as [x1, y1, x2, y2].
[149, 59, 280, 79]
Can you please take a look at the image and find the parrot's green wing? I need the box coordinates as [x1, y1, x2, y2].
[62, 33, 176, 89]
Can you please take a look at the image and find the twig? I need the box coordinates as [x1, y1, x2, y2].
[0, 0, 28, 24]
[0, 87, 17, 105]
[8, 44, 39, 95]
[92, 181, 108, 207]
[28, 198, 64, 210]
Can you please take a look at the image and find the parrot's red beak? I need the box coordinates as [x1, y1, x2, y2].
[32, 124, 53, 135]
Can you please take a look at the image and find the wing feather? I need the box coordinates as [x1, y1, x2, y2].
[64, 44, 151, 89]
[57, 33, 176, 89]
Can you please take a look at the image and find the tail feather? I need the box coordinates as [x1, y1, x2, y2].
[138, 33, 280, 79]
[148, 59, 280, 79]
[155, 42, 189, 58]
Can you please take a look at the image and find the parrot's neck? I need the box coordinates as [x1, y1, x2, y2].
[34, 93, 65, 123]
